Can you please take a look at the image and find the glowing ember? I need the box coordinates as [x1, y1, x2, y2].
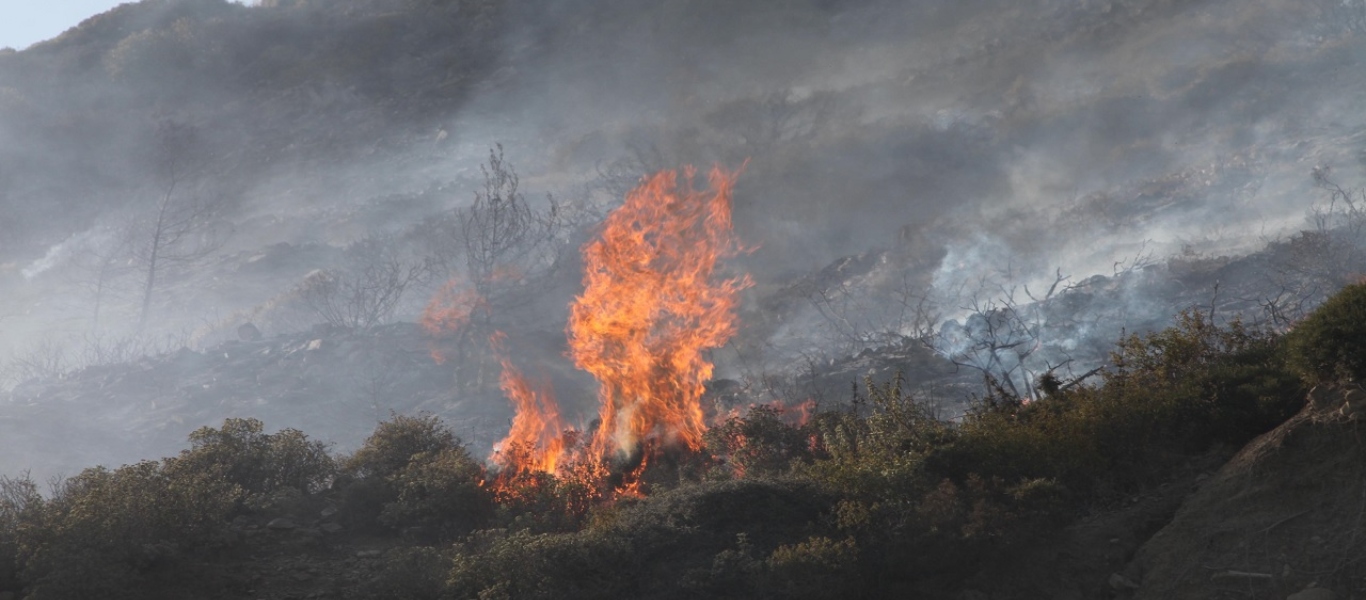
[568, 166, 751, 473]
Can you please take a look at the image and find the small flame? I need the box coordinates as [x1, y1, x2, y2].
[420, 279, 485, 363]
[489, 331, 568, 474]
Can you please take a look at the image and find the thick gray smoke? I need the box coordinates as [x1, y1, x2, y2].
[2, 0, 1365, 479]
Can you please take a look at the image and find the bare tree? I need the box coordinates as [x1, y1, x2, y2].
[301, 235, 431, 331]
[1262, 167, 1366, 325]
[801, 261, 940, 352]
[461, 144, 563, 309]
[931, 268, 1110, 401]
[132, 119, 231, 330]
[2, 338, 70, 387]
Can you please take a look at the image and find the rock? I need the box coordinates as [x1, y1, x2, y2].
[356, 550, 382, 558]
[320, 506, 338, 519]
[1108, 572, 1140, 591]
[320, 522, 344, 534]
[306, 339, 323, 351]
[1339, 395, 1364, 420]
[237, 322, 263, 341]
[266, 517, 298, 531]
[1288, 589, 1337, 600]
[1308, 385, 1336, 409]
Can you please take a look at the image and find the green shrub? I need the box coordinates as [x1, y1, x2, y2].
[930, 309, 1301, 495]
[703, 404, 814, 478]
[345, 413, 459, 480]
[379, 447, 493, 540]
[166, 418, 335, 499]
[799, 375, 952, 501]
[447, 529, 637, 600]
[16, 462, 241, 600]
[1288, 282, 1366, 383]
[765, 536, 860, 599]
[346, 547, 451, 600]
[0, 474, 41, 592]
[341, 414, 492, 538]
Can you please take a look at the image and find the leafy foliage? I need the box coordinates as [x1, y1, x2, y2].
[170, 417, 335, 499]
[341, 413, 493, 539]
[15, 462, 241, 600]
[704, 404, 816, 478]
[1288, 282, 1366, 383]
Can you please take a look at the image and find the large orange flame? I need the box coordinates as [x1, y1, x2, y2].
[569, 166, 751, 468]
[422, 166, 750, 500]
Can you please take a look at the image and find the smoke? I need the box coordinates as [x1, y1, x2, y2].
[2, 0, 1365, 478]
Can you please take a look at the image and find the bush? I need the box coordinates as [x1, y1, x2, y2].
[930, 309, 1302, 495]
[0, 474, 40, 592]
[764, 536, 860, 599]
[447, 529, 636, 600]
[166, 418, 335, 499]
[16, 462, 241, 600]
[703, 404, 814, 478]
[346, 547, 451, 600]
[379, 447, 493, 540]
[1288, 282, 1366, 383]
[342, 414, 492, 538]
[345, 413, 459, 480]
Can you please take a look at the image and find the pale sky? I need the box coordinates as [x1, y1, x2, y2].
[0, 1, 136, 50]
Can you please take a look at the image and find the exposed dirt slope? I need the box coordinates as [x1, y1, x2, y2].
[1127, 385, 1366, 599]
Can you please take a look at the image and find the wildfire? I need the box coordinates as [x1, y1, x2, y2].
[489, 331, 568, 474]
[425, 165, 751, 500]
[569, 166, 750, 472]
[419, 279, 485, 364]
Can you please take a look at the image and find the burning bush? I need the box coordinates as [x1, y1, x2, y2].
[704, 404, 816, 478]
[441, 165, 753, 503]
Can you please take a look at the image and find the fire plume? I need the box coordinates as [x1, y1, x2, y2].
[426, 165, 750, 500]
[489, 332, 567, 475]
[569, 166, 751, 466]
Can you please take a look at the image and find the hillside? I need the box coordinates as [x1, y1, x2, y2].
[7, 282, 1366, 599]
[3, 0, 1366, 598]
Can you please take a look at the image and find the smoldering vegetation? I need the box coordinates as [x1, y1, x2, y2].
[1, 0, 1365, 481]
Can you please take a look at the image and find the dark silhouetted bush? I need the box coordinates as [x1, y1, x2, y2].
[345, 413, 458, 480]
[341, 413, 492, 538]
[379, 447, 493, 541]
[16, 462, 240, 600]
[1288, 282, 1366, 383]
